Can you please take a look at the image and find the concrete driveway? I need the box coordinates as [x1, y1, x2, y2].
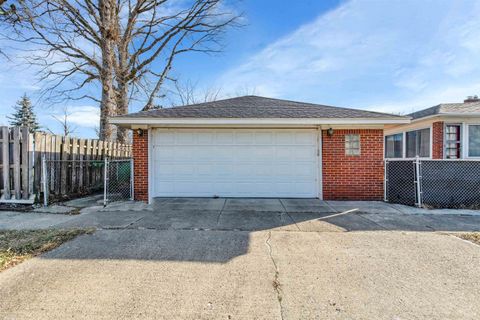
[1, 198, 480, 319]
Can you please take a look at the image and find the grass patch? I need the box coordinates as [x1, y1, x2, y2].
[0, 229, 93, 271]
[458, 232, 480, 245]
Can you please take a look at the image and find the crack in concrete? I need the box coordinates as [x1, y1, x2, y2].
[324, 201, 339, 213]
[265, 231, 286, 320]
[278, 199, 300, 231]
[215, 199, 227, 227]
[124, 215, 148, 229]
[356, 214, 388, 230]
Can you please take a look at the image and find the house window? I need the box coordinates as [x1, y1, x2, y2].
[345, 134, 360, 156]
[445, 124, 461, 159]
[385, 133, 403, 158]
[468, 125, 480, 157]
[406, 128, 430, 158]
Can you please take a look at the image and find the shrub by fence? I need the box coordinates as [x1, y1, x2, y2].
[0, 126, 131, 204]
[385, 158, 480, 209]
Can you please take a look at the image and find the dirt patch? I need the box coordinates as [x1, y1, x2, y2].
[0, 229, 93, 271]
[458, 232, 480, 245]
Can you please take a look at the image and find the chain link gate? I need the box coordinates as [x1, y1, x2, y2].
[42, 159, 106, 205]
[104, 159, 133, 206]
[384, 159, 418, 206]
[42, 157, 133, 206]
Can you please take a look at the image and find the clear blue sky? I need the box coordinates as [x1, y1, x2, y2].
[1, 0, 480, 138]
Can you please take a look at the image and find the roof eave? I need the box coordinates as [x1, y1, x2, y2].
[109, 117, 411, 127]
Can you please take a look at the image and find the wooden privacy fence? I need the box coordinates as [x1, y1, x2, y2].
[0, 126, 132, 204]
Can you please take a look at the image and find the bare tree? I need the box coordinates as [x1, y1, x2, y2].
[47, 106, 78, 136]
[0, 0, 21, 58]
[234, 85, 257, 97]
[169, 78, 221, 106]
[7, 0, 241, 142]
[0, 0, 20, 22]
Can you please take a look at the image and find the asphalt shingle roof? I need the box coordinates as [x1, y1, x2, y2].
[409, 101, 480, 119]
[118, 96, 406, 119]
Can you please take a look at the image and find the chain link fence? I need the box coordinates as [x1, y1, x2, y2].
[42, 158, 133, 206]
[385, 158, 480, 209]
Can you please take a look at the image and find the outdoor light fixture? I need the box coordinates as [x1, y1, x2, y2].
[136, 128, 144, 136]
[327, 127, 334, 136]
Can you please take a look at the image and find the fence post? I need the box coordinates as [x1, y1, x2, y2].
[42, 155, 48, 206]
[415, 156, 422, 207]
[384, 160, 388, 202]
[130, 158, 134, 201]
[103, 157, 108, 207]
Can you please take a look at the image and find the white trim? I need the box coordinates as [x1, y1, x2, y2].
[462, 122, 468, 159]
[110, 117, 409, 126]
[466, 123, 480, 159]
[148, 129, 153, 204]
[317, 127, 323, 200]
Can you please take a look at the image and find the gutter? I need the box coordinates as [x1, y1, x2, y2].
[109, 117, 411, 127]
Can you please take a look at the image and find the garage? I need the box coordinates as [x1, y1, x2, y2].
[111, 95, 409, 202]
[151, 128, 320, 198]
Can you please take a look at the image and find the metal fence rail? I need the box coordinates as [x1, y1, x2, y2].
[385, 158, 480, 209]
[42, 158, 133, 206]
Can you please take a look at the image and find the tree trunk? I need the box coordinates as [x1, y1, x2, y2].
[99, 0, 117, 142]
[116, 80, 129, 143]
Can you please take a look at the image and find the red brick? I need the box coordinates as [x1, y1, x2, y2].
[133, 130, 148, 202]
[432, 121, 444, 159]
[322, 129, 384, 200]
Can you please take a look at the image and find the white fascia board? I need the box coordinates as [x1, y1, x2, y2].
[410, 113, 480, 123]
[110, 117, 410, 126]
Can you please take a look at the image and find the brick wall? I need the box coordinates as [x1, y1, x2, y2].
[322, 129, 384, 200]
[133, 128, 385, 201]
[132, 129, 149, 201]
[432, 121, 444, 159]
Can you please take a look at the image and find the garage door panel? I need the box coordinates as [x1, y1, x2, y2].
[154, 147, 174, 160]
[197, 132, 215, 144]
[291, 164, 316, 177]
[216, 132, 234, 144]
[154, 131, 175, 145]
[152, 129, 319, 198]
[293, 146, 317, 159]
[214, 147, 236, 161]
[235, 131, 254, 144]
[254, 131, 274, 144]
[295, 131, 316, 144]
[176, 131, 196, 144]
[275, 148, 295, 161]
[275, 131, 295, 144]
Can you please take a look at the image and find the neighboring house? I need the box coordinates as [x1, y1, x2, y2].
[110, 96, 409, 203]
[384, 96, 480, 159]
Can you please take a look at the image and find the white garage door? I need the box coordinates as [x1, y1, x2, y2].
[152, 129, 319, 198]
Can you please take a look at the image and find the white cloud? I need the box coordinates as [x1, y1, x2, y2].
[217, 0, 480, 114]
[54, 106, 100, 128]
